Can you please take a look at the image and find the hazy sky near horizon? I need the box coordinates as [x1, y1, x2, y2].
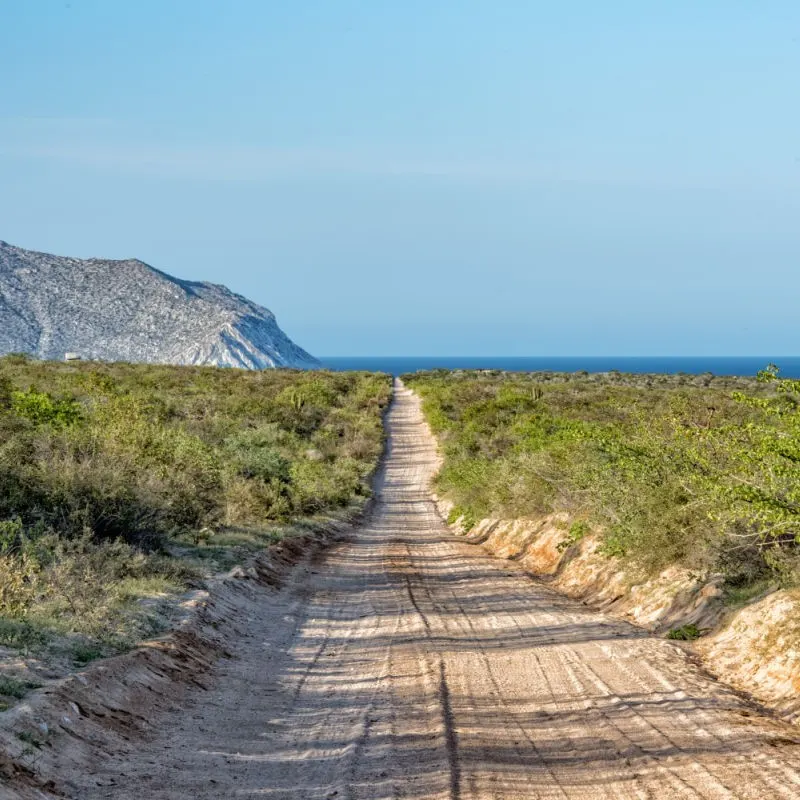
[2, 1, 799, 356]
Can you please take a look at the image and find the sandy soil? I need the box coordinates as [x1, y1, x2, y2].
[71, 379, 800, 799]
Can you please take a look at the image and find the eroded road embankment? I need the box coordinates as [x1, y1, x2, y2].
[78, 380, 800, 799]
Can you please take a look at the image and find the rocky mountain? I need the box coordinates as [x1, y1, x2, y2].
[0, 241, 320, 369]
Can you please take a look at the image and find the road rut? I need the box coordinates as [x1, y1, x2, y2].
[81, 379, 800, 799]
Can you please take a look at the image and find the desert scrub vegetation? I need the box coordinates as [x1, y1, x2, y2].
[0, 356, 390, 687]
[405, 367, 800, 593]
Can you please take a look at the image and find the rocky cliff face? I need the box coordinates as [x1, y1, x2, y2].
[0, 241, 319, 369]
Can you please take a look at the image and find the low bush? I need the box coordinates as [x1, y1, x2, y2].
[0, 359, 390, 667]
[0, 675, 40, 700]
[406, 367, 800, 591]
[666, 624, 703, 641]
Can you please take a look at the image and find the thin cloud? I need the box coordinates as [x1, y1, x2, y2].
[0, 137, 586, 183]
[0, 121, 795, 191]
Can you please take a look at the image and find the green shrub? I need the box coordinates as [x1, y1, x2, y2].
[0, 519, 24, 553]
[666, 624, 702, 641]
[70, 641, 105, 666]
[447, 505, 478, 532]
[558, 520, 590, 552]
[225, 429, 291, 483]
[0, 619, 48, 650]
[406, 367, 800, 587]
[0, 359, 391, 667]
[0, 674, 41, 700]
[11, 388, 81, 427]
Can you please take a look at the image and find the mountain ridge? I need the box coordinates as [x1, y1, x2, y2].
[0, 240, 319, 369]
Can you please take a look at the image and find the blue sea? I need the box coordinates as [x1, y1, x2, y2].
[320, 356, 800, 378]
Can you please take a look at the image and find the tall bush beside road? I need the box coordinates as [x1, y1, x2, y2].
[406, 368, 800, 591]
[0, 358, 390, 684]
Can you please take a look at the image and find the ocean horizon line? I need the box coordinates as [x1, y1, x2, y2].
[318, 355, 800, 378]
[318, 355, 799, 359]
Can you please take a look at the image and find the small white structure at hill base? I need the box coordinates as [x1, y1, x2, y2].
[64, 352, 81, 362]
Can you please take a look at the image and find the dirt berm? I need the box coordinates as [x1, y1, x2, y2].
[437, 497, 800, 723]
[0, 521, 355, 799]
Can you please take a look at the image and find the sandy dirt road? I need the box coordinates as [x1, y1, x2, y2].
[79, 379, 800, 799]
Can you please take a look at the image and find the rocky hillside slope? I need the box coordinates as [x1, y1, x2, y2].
[0, 241, 319, 369]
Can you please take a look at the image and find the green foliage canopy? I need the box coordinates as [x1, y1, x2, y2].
[406, 368, 800, 586]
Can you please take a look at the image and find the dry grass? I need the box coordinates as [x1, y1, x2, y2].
[0, 357, 390, 691]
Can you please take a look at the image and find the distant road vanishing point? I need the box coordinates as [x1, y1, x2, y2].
[79, 379, 800, 799]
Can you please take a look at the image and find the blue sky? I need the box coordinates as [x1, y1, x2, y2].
[2, 1, 799, 356]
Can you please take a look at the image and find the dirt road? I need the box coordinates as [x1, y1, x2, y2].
[79, 379, 800, 799]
